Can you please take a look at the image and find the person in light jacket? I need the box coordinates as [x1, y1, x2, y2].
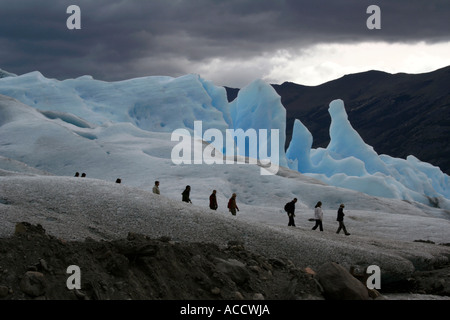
[312, 201, 324, 231]
[153, 181, 160, 195]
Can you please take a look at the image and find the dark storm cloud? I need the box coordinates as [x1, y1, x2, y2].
[0, 0, 449, 84]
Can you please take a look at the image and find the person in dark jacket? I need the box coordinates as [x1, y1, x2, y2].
[336, 204, 350, 235]
[182, 185, 192, 203]
[228, 193, 239, 216]
[209, 190, 218, 210]
[285, 198, 297, 227]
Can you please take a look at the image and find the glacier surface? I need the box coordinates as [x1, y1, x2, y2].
[0, 71, 449, 209]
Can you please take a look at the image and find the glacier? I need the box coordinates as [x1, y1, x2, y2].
[0, 71, 449, 210]
[229, 79, 287, 168]
[0, 71, 231, 133]
[286, 99, 450, 209]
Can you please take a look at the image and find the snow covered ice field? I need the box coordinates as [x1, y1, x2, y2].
[0, 72, 450, 297]
[1, 71, 449, 209]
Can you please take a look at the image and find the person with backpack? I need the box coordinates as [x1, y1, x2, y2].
[209, 190, 218, 210]
[284, 198, 297, 227]
[312, 201, 324, 231]
[336, 204, 350, 235]
[228, 193, 239, 216]
[182, 185, 192, 203]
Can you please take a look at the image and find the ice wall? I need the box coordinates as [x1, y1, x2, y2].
[0, 72, 287, 167]
[286, 99, 450, 209]
[229, 79, 287, 167]
[0, 72, 231, 135]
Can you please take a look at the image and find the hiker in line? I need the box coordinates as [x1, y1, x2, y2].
[74, 172, 80, 177]
[153, 181, 160, 195]
[336, 204, 350, 236]
[209, 190, 218, 210]
[182, 185, 192, 203]
[228, 193, 239, 216]
[116, 178, 122, 184]
[312, 201, 324, 231]
[284, 198, 297, 227]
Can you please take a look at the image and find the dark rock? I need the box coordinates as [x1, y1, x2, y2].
[215, 258, 250, 285]
[14, 222, 46, 237]
[74, 288, 88, 300]
[102, 252, 129, 277]
[158, 236, 172, 242]
[316, 262, 370, 300]
[253, 293, 265, 300]
[227, 240, 244, 247]
[414, 239, 435, 244]
[126, 232, 150, 241]
[0, 223, 324, 300]
[211, 287, 221, 295]
[268, 258, 286, 267]
[39, 259, 50, 272]
[20, 271, 47, 297]
[0, 285, 10, 298]
[368, 288, 384, 299]
[411, 266, 450, 296]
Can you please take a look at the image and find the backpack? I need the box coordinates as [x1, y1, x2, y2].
[228, 198, 232, 209]
[284, 202, 289, 212]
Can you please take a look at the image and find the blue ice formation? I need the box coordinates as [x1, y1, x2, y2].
[286, 99, 450, 208]
[0, 71, 449, 208]
[0, 71, 231, 134]
[229, 79, 287, 167]
[0, 71, 284, 166]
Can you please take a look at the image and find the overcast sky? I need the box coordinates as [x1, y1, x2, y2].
[1, 0, 449, 87]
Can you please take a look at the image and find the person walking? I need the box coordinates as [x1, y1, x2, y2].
[312, 201, 324, 231]
[336, 204, 350, 235]
[153, 181, 160, 195]
[182, 185, 192, 203]
[228, 193, 239, 216]
[284, 198, 297, 227]
[209, 190, 218, 210]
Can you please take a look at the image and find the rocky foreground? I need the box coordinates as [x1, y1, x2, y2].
[1, 222, 449, 300]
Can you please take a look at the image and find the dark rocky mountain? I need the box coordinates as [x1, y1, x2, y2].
[226, 66, 450, 174]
